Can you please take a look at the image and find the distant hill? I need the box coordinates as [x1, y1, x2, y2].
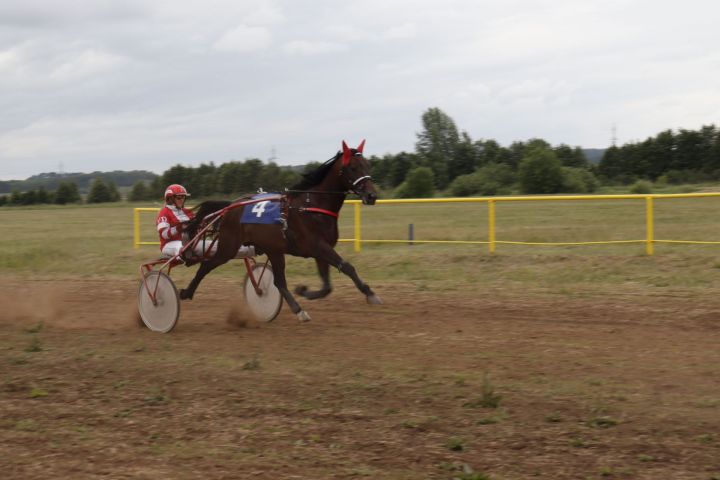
[582, 148, 606, 164]
[0, 170, 158, 194]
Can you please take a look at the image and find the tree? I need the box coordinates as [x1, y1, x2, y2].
[449, 132, 478, 179]
[258, 162, 284, 191]
[449, 163, 516, 196]
[388, 152, 418, 187]
[36, 187, 50, 204]
[87, 178, 113, 203]
[518, 147, 564, 194]
[415, 107, 459, 189]
[395, 167, 435, 198]
[54, 182, 81, 204]
[107, 181, 121, 202]
[129, 181, 150, 201]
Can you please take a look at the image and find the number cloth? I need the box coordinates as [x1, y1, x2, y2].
[240, 194, 283, 225]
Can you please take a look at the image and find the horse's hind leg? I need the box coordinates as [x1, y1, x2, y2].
[267, 253, 311, 322]
[295, 259, 332, 300]
[179, 256, 229, 300]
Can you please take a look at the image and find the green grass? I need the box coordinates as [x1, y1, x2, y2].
[3, 198, 720, 296]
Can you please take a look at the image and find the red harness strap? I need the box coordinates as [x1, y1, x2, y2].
[302, 207, 339, 218]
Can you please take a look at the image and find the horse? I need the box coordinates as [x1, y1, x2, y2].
[181, 140, 381, 322]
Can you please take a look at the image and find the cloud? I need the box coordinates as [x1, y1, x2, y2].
[283, 40, 347, 55]
[383, 23, 417, 40]
[50, 49, 129, 81]
[213, 25, 272, 52]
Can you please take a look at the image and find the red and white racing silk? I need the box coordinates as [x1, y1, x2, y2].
[156, 205, 194, 250]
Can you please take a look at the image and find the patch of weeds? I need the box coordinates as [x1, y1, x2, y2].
[637, 454, 656, 462]
[445, 437, 466, 452]
[24, 321, 44, 334]
[401, 420, 419, 429]
[697, 433, 717, 444]
[29, 388, 49, 398]
[242, 355, 261, 370]
[113, 380, 129, 389]
[25, 336, 42, 353]
[569, 438, 590, 448]
[113, 409, 132, 418]
[454, 473, 492, 480]
[598, 466, 615, 477]
[588, 416, 619, 428]
[463, 373, 502, 409]
[144, 392, 169, 406]
[383, 408, 399, 415]
[133, 344, 146, 353]
[11, 357, 29, 365]
[453, 376, 468, 387]
[15, 419, 40, 432]
[545, 413, 563, 423]
[347, 467, 375, 477]
[437, 462, 490, 480]
[695, 398, 720, 408]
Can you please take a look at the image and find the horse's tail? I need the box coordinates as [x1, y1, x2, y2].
[186, 200, 232, 238]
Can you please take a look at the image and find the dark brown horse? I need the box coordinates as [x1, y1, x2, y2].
[181, 140, 381, 322]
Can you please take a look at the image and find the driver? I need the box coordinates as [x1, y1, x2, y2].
[156, 184, 198, 259]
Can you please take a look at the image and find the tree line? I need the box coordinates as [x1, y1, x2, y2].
[0, 178, 121, 207]
[3, 107, 719, 206]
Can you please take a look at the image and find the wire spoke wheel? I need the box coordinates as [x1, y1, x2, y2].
[138, 271, 180, 333]
[243, 263, 282, 322]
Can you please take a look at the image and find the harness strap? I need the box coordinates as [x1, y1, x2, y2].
[301, 207, 339, 218]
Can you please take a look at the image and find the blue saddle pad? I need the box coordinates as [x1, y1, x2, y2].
[240, 194, 283, 225]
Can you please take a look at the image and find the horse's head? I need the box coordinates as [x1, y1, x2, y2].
[339, 140, 378, 205]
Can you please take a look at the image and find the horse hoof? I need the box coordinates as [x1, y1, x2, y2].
[366, 294, 383, 305]
[296, 310, 312, 323]
[179, 289, 193, 301]
[294, 285, 308, 296]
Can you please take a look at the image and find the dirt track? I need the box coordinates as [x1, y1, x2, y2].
[1, 276, 719, 479]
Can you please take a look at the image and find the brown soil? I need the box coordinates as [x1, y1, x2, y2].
[1, 276, 719, 479]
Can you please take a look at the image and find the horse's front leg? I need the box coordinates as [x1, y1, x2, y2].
[295, 259, 332, 300]
[267, 253, 311, 322]
[316, 246, 382, 305]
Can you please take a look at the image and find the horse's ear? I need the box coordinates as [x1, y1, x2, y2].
[341, 140, 351, 166]
[357, 139, 365, 154]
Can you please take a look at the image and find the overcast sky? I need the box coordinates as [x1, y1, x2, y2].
[1, 0, 719, 180]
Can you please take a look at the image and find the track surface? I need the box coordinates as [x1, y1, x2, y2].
[1, 276, 719, 479]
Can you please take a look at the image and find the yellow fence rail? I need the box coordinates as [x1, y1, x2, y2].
[133, 193, 720, 255]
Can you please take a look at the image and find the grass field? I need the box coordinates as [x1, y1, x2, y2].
[3, 197, 720, 295]
[1, 200, 719, 479]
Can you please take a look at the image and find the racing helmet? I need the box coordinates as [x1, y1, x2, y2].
[164, 184, 191, 203]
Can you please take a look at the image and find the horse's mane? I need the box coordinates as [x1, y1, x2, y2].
[185, 200, 232, 238]
[291, 152, 340, 190]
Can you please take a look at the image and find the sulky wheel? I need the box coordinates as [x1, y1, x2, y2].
[243, 262, 282, 322]
[138, 271, 180, 333]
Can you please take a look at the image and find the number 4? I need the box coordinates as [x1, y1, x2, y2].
[251, 201, 268, 218]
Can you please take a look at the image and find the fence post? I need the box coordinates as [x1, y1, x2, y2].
[133, 208, 140, 249]
[645, 196, 654, 256]
[353, 202, 362, 253]
[488, 199, 496, 254]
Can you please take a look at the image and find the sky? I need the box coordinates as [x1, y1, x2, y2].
[1, 0, 719, 180]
